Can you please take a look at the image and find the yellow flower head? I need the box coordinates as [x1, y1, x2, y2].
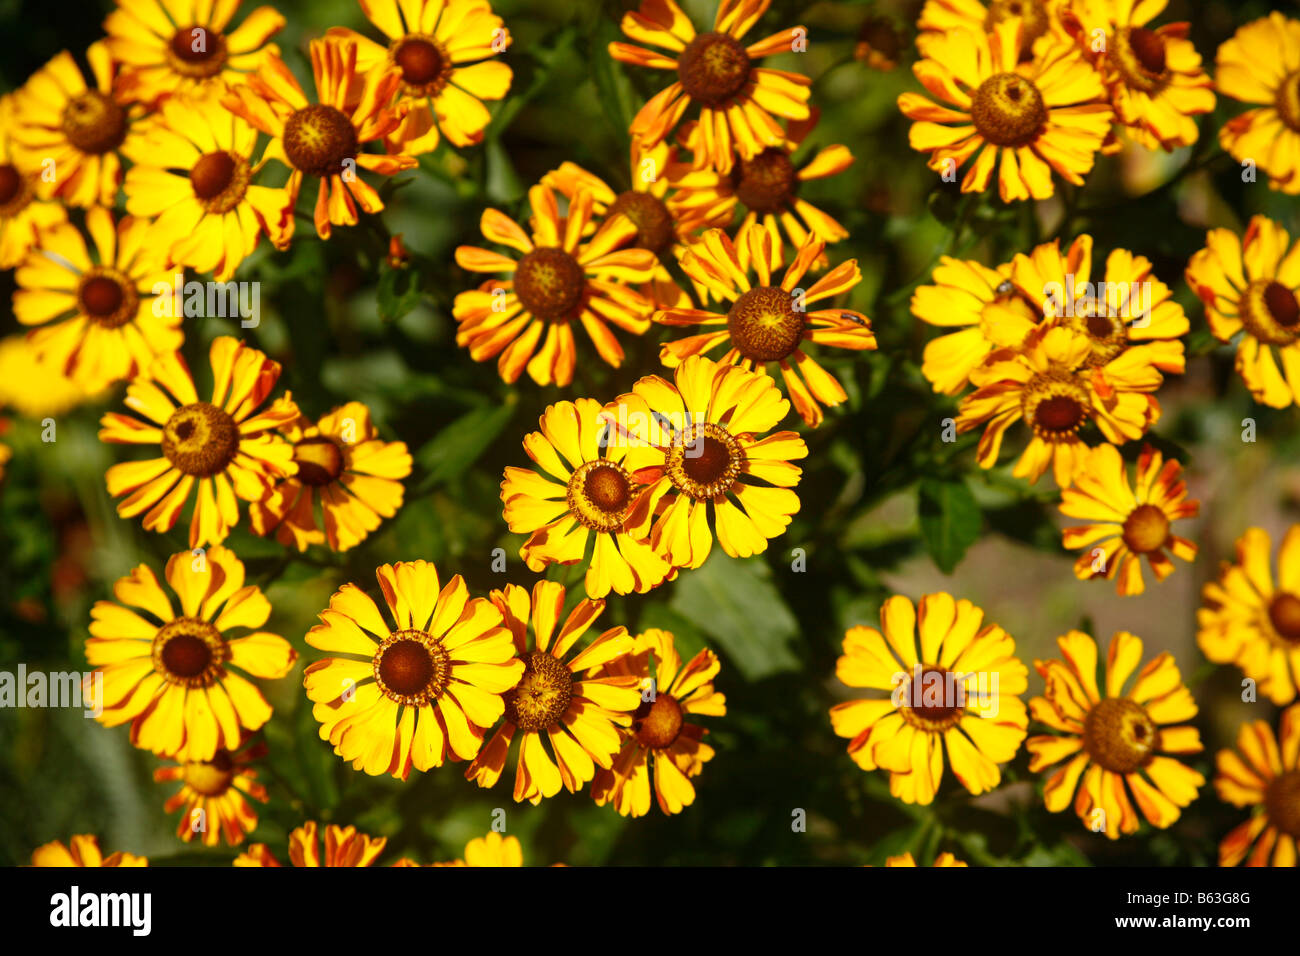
[1215, 704, 1300, 867]
[153, 737, 268, 847]
[854, 16, 905, 72]
[0, 94, 67, 270]
[884, 851, 968, 866]
[31, 834, 147, 867]
[234, 821, 386, 867]
[917, 0, 1069, 60]
[434, 831, 524, 867]
[0, 335, 96, 419]
[1215, 12, 1300, 195]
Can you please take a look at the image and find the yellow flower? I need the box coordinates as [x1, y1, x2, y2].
[1198, 525, 1300, 706]
[453, 183, 659, 386]
[465, 581, 642, 804]
[0, 335, 96, 419]
[86, 546, 297, 761]
[326, 0, 512, 155]
[917, 0, 1068, 60]
[609, 0, 811, 175]
[830, 593, 1028, 806]
[500, 399, 671, 599]
[221, 37, 416, 246]
[13, 207, 179, 392]
[885, 851, 968, 866]
[1060, 443, 1198, 596]
[0, 95, 67, 270]
[657, 226, 876, 427]
[234, 821, 385, 866]
[1027, 630, 1203, 838]
[249, 400, 412, 552]
[854, 16, 904, 72]
[591, 628, 726, 817]
[99, 336, 298, 548]
[898, 18, 1112, 201]
[602, 354, 807, 570]
[153, 738, 268, 847]
[1215, 704, 1300, 867]
[103, 0, 284, 105]
[434, 831, 524, 867]
[304, 560, 524, 779]
[1215, 12, 1300, 195]
[31, 835, 147, 867]
[1186, 215, 1300, 409]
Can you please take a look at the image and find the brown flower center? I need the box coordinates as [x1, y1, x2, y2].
[607, 190, 674, 254]
[567, 459, 633, 533]
[77, 268, 140, 330]
[374, 630, 451, 705]
[513, 246, 585, 320]
[167, 26, 228, 78]
[182, 751, 235, 795]
[502, 651, 573, 732]
[899, 665, 965, 732]
[1113, 26, 1169, 94]
[1264, 770, 1300, 838]
[1083, 697, 1157, 774]
[1275, 71, 1300, 133]
[733, 148, 798, 214]
[390, 35, 452, 95]
[633, 692, 684, 749]
[856, 17, 902, 68]
[153, 617, 227, 687]
[1064, 307, 1130, 367]
[161, 402, 240, 478]
[666, 422, 745, 500]
[283, 104, 359, 178]
[0, 163, 25, 208]
[727, 285, 805, 362]
[190, 150, 250, 214]
[677, 32, 751, 108]
[1122, 503, 1170, 554]
[984, 0, 1050, 57]
[1268, 592, 1300, 645]
[1022, 369, 1089, 441]
[61, 90, 127, 155]
[970, 72, 1047, 148]
[293, 436, 344, 487]
[1240, 279, 1300, 346]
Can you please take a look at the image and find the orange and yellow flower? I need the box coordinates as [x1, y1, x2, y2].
[854, 16, 905, 72]
[234, 821, 385, 867]
[916, 0, 1068, 60]
[32, 835, 147, 867]
[432, 831, 524, 867]
[154, 738, 268, 846]
[1215, 704, 1300, 867]
[0, 95, 67, 270]
[885, 851, 968, 866]
[1215, 12, 1300, 195]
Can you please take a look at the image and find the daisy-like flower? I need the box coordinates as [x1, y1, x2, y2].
[0, 335, 94, 419]
[1027, 630, 1203, 838]
[917, 0, 1067, 59]
[432, 832, 524, 867]
[854, 16, 904, 72]
[1198, 525, 1300, 706]
[12, 207, 178, 392]
[885, 851, 968, 866]
[303, 561, 524, 779]
[1061, 0, 1214, 150]
[1185, 216, 1300, 409]
[603, 354, 807, 570]
[453, 183, 659, 386]
[656, 226, 875, 427]
[234, 821, 385, 867]
[897, 18, 1112, 202]
[124, 92, 291, 280]
[326, 0, 512, 155]
[8, 42, 151, 208]
[591, 628, 726, 817]
[103, 0, 284, 105]
[86, 546, 297, 762]
[0, 95, 66, 270]
[99, 336, 298, 548]
[956, 325, 1157, 486]
[1060, 443, 1197, 596]
[465, 581, 643, 804]
[1215, 704, 1300, 867]
[249, 400, 412, 552]
[500, 399, 670, 599]
[829, 593, 1028, 806]
[153, 738, 268, 846]
[221, 37, 416, 246]
[31, 835, 147, 867]
[608, 0, 812, 175]
[1215, 13, 1300, 195]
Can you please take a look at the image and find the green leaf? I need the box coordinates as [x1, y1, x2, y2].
[415, 399, 517, 492]
[917, 478, 981, 574]
[376, 264, 422, 322]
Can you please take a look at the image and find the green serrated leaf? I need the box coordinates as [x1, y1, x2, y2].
[917, 478, 981, 574]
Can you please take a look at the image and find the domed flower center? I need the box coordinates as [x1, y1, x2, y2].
[1264, 770, 1300, 838]
[1065, 307, 1130, 366]
[568, 459, 634, 533]
[283, 104, 359, 178]
[513, 246, 585, 320]
[1114, 26, 1169, 93]
[677, 32, 751, 107]
[900, 665, 965, 731]
[733, 148, 798, 214]
[293, 436, 344, 487]
[727, 285, 805, 361]
[182, 751, 235, 795]
[633, 692, 684, 749]
[61, 90, 128, 155]
[1268, 592, 1300, 645]
[77, 268, 139, 329]
[1083, 697, 1157, 774]
[0, 163, 29, 211]
[502, 651, 573, 732]
[1022, 370, 1089, 440]
[1122, 503, 1170, 554]
[190, 150, 250, 214]
[168, 26, 228, 77]
[666, 422, 745, 500]
[153, 617, 226, 687]
[390, 35, 451, 93]
[607, 190, 674, 254]
[1241, 279, 1300, 346]
[1275, 71, 1300, 133]
[970, 73, 1047, 147]
[374, 630, 451, 704]
[984, 0, 1049, 56]
[162, 402, 240, 478]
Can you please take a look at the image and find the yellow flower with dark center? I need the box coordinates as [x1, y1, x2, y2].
[86, 546, 297, 761]
[304, 560, 524, 779]
[657, 226, 875, 427]
[453, 183, 660, 386]
[249, 400, 412, 552]
[1215, 12, 1300, 195]
[1027, 630, 1203, 839]
[154, 738, 268, 846]
[13, 207, 178, 393]
[325, 0, 512, 155]
[465, 581, 643, 804]
[1060, 443, 1198, 596]
[99, 336, 298, 548]
[1186, 216, 1300, 409]
[1198, 525, 1300, 706]
[854, 16, 904, 72]
[917, 0, 1068, 60]
[885, 851, 968, 866]
[0, 95, 67, 270]
[898, 17, 1112, 201]
[221, 37, 416, 246]
[602, 353, 807, 569]
[500, 399, 670, 599]
[830, 593, 1028, 806]
[8, 41, 152, 208]
[609, 0, 812, 175]
[234, 821, 386, 867]
[591, 628, 726, 817]
[31, 835, 147, 867]
[103, 0, 284, 105]
[1215, 704, 1300, 867]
